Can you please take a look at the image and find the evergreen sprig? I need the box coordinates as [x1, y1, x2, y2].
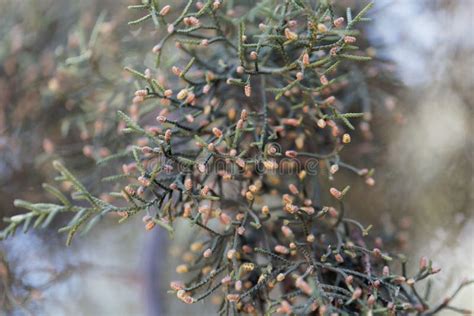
[1, 0, 471, 315]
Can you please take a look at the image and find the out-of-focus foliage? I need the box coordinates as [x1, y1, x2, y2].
[0, 0, 150, 210]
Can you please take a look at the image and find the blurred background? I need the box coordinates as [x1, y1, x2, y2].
[0, 0, 472, 315]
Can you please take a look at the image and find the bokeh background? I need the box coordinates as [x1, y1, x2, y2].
[0, 0, 472, 315]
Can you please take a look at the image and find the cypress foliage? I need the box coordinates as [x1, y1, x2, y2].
[1, 0, 471, 314]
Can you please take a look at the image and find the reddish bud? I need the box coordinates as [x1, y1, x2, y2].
[156, 115, 167, 123]
[302, 52, 310, 65]
[203, 248, 212, 258]
[295, 277, 312, 295]
[219, 212, 232, 225]
[212, 127, 223, 138]
[145, 221, 155, 231]
[170, 281, 184, 291]
[367, 295, 376, 306]
[419, 256, 428, 270]
[288, 184, 299, 195]
[152, 44, 162, 53]
[281, 225, 293, 238]
[330, 187, 342, 199]
[227, 249, 237, 259]
[244, 84, 251, 97]
[345, 275, 353, 285]
[320, 75, 328, 85]
[334, 17, 345, 27]
[159, 5, 171, 16]
[352, 287, 362, 300]
[274, 245, 289, 254]
[344, 36, 357, 43]
[163, 89, 173, 97]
